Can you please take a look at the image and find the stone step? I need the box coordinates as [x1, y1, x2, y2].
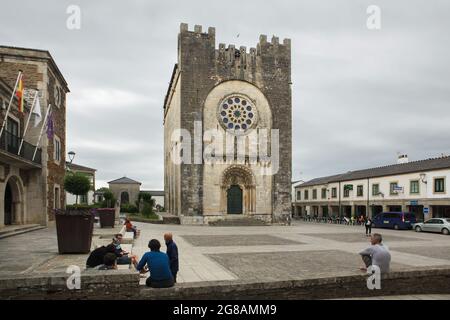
[209, 218, 269, 227]
[0, 225, 46, 239]
[162, 216, 181, 225]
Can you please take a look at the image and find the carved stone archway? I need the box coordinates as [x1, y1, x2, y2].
[220, 165, 256, 215]
[120, 191, 130, 205]
[3, 175, 24, 225]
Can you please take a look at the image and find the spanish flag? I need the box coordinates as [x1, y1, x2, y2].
[16, 74, 24, 113]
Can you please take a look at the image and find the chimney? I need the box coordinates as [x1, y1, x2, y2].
[397, 154, 409, 164]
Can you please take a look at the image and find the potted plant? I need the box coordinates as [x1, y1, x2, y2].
[96, 188, 116, 228]
[55, 172, 94, 254]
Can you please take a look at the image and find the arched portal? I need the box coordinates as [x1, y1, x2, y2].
[227, 185, 243, 214]
[3, 176, 23, 225]
[120, 191, 130, 204]
[221, 165, 256, 215]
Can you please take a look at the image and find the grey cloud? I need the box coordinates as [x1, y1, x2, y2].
[2, 0, 450, 188]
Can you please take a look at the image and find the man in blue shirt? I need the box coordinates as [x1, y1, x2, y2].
[164, 233, 179, 283]
[137, 239, 174, 288]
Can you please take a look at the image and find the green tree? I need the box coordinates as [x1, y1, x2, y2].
[96, 187, 115, 208]
[64, 172, 91, 205]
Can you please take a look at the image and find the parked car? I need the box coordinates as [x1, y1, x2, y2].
[413, 218, 450, 235]
[372, 212, 416, 230]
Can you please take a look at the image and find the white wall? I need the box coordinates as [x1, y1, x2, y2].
[66, 190, 94, 205]
[295, 168, 450, 203]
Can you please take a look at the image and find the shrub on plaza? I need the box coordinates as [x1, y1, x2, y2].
[66, 204, 99, 211]
[121, 203, 139, 213]
[101, 189, 115, 208]
[141, 202, 155, 218]
[138, 193, 154, 205]
[64, 172, 91, 205]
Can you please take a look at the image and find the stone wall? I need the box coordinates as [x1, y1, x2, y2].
[0, 47, 68, 226]
[109, 183, 141, 206]
[164, 24, 292, 222]
[1, 268, 450, 300]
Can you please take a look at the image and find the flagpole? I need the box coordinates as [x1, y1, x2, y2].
[0, 71, 22, 140]
[18, 90, 39, 155]
[32, 104, 52, 162]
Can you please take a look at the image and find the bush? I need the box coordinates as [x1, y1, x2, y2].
[94, 188, 115, 208]
[142, 202, 154, 218]
[121, 203, 138, 213]
[64, 173, 91, 205]
[66, 204, 97, 211]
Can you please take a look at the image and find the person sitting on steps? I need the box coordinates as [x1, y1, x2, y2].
[124, 217, 140, 239]
[359, 233, 391, 274]
[96, 253, 118, 270]
[112, 233, 139, 269]
[137, 239, 175, 288]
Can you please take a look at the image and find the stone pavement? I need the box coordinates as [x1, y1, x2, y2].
[130, 220, 450, 283]
[1, 220, 450, 286]
[0, 224, 123, 277]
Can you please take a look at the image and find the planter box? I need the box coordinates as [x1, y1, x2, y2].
[97, 208, 115, 228]
[55, 209, 94, 254]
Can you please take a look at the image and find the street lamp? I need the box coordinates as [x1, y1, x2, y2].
[420, 173, 427, 184]
[68, 151, 76, 164]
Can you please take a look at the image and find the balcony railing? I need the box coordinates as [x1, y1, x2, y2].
[0, 131, 42, 165]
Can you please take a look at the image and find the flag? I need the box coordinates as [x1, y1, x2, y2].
[46, 112, 54, 139]
[32, 94, 42, 127]
[16, 74, 24, 112]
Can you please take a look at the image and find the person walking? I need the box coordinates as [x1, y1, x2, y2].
[365, 217, 373, 236]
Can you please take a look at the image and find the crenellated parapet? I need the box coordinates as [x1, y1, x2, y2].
[178, 23, 291, 84]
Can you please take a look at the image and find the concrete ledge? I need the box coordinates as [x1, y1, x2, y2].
[139, 267, 450, 300]
[1, 268, 450, 300]
[0, 270, 139, 300]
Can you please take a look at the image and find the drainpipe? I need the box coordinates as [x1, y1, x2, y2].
[367, 178, 370, 218]
[338, 181, 341, 218]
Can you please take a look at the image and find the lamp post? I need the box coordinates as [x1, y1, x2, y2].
[68, 151, 76, 164]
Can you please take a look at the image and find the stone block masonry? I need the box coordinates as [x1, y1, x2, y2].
[164, 24, 292, 223]
[1, 268, 450, 300]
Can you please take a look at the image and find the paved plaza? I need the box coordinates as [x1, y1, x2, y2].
[1, 221, 450, 285]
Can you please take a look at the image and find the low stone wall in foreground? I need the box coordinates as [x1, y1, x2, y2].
[1, 268, 450, 300]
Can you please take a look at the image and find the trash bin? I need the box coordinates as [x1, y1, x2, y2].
[97, 208, 115, 228]
[55, 209, 94, 254]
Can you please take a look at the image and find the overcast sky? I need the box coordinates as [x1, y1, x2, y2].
[1, 0, 450, 189]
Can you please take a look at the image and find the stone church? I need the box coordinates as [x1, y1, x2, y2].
[163, 24, 292, 224]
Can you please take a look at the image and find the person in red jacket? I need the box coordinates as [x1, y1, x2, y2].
[124, 217, 140, 238]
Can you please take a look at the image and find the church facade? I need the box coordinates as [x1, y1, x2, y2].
[163, 24, 292, 224]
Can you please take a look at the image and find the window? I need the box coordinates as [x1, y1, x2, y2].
[54, 187, 60, 209]
[390, 182, 398, 195]
[304, 190, 309, 200]
[296, 191, 301, 201]
[372, 184, 380, 196]
[54, 136, 61, 163]
[434, 178, 445, 193]
[321, 188, 327, 199]
[312, 189, 317, 200]
[410, 180, 420, 194]
[344, 189, 350, 198]
[331, 188, 337, 198]
[218, 95, 257, 132]
[6, 117, 20, 153]
[357, 185, 363, 197]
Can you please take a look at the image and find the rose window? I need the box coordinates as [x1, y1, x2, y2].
[218, 95, 257, 132]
